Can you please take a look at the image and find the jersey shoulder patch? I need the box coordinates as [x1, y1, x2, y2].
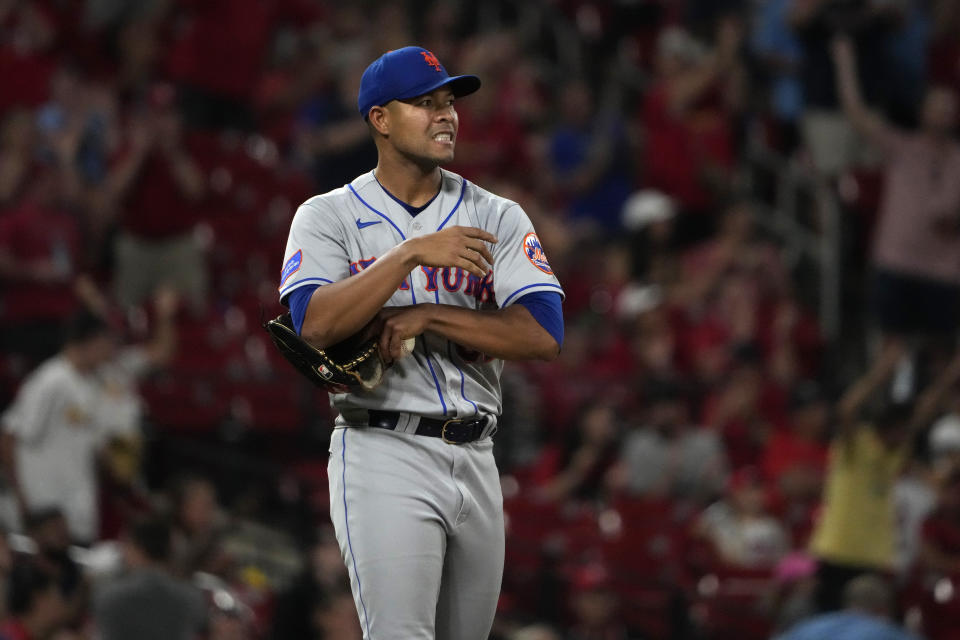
[522, 232, 553, 274]
[280, 249, 303, 287]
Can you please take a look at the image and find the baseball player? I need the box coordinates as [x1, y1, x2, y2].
[277, 46, 565, 639]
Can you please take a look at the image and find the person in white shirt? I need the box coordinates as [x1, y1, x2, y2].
[1, 310, 117, 543]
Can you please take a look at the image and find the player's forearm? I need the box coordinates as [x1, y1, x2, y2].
[301, 243, 419, 349]
[424, 304, 559, 361]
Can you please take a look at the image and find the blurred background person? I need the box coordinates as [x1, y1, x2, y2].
[774, 574, 919, 640]
[807, 343, 916, 612]
[104, 84, 206, 311]
[0, 310, 116, 543]
[93, 515, 205, 640]
[0, 561, 66, 640]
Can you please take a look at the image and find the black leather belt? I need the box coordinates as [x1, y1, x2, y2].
[367, 410, 489, 444]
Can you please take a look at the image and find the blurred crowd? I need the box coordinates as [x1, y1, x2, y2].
[1, 0, 960, 638]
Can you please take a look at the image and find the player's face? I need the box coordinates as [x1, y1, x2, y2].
[386, 86, 458, 166]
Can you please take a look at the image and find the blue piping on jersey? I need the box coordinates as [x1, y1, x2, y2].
[436, 178, 466, 231]
[424, 353, 448, 416]
[448, 342, 479, 416]
[348, 184, 407, 240]
[279, 277, 333, 300]
[341, 429, 371, 638]
[501, 282, 564, 308]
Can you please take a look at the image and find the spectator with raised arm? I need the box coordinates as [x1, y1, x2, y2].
[0, 310, 117, 544]
[831, 35, 960, 351]
[807, 342, 916, 612]
[105, 84, 207, 311]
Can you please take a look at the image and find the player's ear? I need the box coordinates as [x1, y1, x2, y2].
[368, 106, 389, 137]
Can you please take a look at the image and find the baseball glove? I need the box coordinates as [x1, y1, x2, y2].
[263, 313, 385, 393]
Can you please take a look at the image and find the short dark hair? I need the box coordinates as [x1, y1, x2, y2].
[7, 560, 55, 615]
[128, 516, 172, 563]
[62, 309, 110, 346]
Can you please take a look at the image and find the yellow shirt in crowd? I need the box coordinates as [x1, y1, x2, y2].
[809, 425, 909, 569]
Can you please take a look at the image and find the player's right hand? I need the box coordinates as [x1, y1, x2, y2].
[404, 226, 497, 279]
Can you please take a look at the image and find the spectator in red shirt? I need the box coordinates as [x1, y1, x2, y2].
[639, 19, 742, 245]
[164, 0, 322, 130]
[0, 109, 38, 208]
[106, 84, 206, 310]
[762, 381, 829, 504]
[0, 166, 84, 362]
[919, 467, 960, 578]
[0, 2, 59, 115]
[763, 381, 830, 542]
[701, 345, 774, 470]
[529, 400, 622, 503]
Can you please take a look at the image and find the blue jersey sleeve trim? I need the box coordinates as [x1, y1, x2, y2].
[348, 183, 407, 240]
[279, 277, 332, 304]
[286, 284, 319, 335]
[501, 282, 564, 307]
[436, 178, 466, 231]
[516, 291, 564, 348]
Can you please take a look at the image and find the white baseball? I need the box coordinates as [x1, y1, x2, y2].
[400, 337, 416, 357]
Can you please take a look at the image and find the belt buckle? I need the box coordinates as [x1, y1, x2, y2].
[441, 418, 465, 445]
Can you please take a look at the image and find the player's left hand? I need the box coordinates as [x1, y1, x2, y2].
[376, 305, 434, 362]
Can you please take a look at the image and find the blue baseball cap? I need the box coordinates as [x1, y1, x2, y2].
[357, 46, 481, 119]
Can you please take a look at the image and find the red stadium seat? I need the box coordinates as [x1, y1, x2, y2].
[689, 563, 775, 640]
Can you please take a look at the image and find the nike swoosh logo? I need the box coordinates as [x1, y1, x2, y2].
[356, 219, 382, 230]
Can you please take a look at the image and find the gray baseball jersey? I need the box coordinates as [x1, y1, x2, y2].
[278, 168, 563, 640]
[278, 169, 564, 421]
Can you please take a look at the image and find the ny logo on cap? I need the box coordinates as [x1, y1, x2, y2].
[421, 50, 442, 72]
